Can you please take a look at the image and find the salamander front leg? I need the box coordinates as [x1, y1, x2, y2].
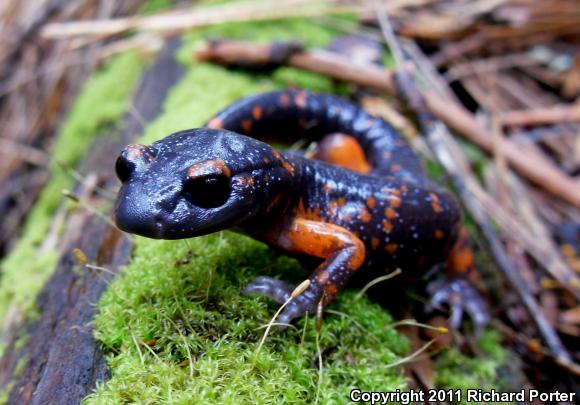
[243, 276, 293, 304]
[244, 218, 366, 325]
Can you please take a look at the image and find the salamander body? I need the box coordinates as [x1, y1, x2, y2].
[114, 90, 489, 329]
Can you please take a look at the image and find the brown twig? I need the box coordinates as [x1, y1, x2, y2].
[500, 103, 580, 127]
[41, 0, 363, 39]
[444, 53, 539, 83]
[196, 40, 397, 94]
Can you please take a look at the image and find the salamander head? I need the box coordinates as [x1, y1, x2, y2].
[114, 128, 296, 239]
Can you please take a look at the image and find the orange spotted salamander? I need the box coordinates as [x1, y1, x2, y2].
[114, 89, 489, 330]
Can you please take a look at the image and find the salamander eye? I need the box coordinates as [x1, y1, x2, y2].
[182, 175, 231, 208]
[115, 155, 134, 183]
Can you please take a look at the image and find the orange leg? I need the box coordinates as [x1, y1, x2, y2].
[429, 228, 490, 332]
[311, 133, 372, 174]
[446, 227, 480, 284]
[244, 218, 366, 324]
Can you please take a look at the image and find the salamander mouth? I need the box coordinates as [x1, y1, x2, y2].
[114, 209, 166, 239]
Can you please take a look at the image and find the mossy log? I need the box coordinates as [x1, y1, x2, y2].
[0, 40, 183, 405]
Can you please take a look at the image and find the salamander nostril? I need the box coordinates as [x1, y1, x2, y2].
[116, 144, 157, 183]
[115, 155, 134, 182]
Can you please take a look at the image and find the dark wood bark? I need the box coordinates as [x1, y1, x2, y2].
[0, 39, 183, 405]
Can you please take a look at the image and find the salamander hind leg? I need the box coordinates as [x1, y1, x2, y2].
[245, 218, 366, 326]
[311, 133, 421, 184]
[427, 227, 490, 334]
[311, 133, 372, 174]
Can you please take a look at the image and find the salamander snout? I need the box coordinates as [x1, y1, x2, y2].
[115, 207, 166, 238]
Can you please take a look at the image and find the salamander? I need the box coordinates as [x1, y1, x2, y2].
[114, 89, 489, 330]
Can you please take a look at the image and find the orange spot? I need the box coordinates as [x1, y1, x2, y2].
[125, 144, 145, 160]
[295, 91, 307, 108]
[366, 197, 376, 209]
[390, 164, 401, 173]
[316, 271, 330, 284]
[207, 118, 223, 129]
[188, 159, 232, 178]
[371, 237, 380, 249]
[360, 207, 372, 223]
[252, 106, 263, 120]
[452, 249, 473, 272]
[242, 119, 252, 133]
[385, 243, 398, 254]
[263, 157, 270, 164]
[389, 195, 401, 208]
[385, 207, 397, 220]
[216, 161, 232, 177]
[435, 229, 445, 239]
[401, 185, 409, 193]
[281, 160, 294, 174]
[325, 283, 338, 296]
[382, 220, 393, 233]
[430, 192, 442, 214]
[337, 197, 346, 207]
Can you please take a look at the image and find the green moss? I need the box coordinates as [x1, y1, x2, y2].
[435, 329, 510, 404]
[87, 233, 408, 404]
[138, 0, 172, 15]
[0, 52, 145, 336]
[0, 384, 11, 405]
[13, 355, 28, 378]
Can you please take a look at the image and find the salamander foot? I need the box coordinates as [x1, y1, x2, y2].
[427, 278, 490, 334]
[243, 276, 320, 327]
